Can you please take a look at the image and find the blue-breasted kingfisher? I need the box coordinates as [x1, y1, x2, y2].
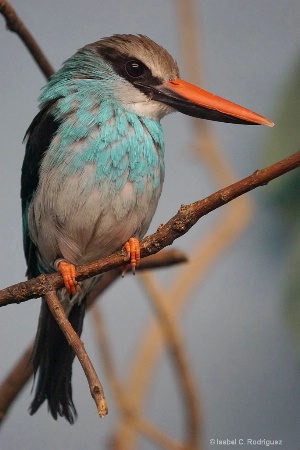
[21, 34, 273, 423]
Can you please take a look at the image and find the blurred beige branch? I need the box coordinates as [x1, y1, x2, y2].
[112, 1, 253, 449]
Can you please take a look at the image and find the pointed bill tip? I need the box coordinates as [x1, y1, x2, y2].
[162, 78, 274, 127]
[265, 120, 275, 128]
[252, 115, 274, 127]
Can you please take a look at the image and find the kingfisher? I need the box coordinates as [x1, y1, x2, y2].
[21, 34, 273, 423]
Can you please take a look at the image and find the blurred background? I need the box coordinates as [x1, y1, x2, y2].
[0, 1, 300, 449]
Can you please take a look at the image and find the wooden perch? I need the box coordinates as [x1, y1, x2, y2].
[0, 250, 187, 423]
[0, 149, 299, 308]
[0, 149, 298, 420]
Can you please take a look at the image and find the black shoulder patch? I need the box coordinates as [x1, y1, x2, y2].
[21, 102, 59, 202]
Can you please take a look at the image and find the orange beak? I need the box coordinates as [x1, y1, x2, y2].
[147, 78, 274, 126]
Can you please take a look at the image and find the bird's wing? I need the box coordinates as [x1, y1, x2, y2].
[21, 103, 60, 278]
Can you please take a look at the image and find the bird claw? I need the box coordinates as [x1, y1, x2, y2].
[58, 260, 80, 295]
[122, 237, 141, 277]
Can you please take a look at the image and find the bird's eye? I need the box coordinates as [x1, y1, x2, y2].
[125, 60, 146, 78]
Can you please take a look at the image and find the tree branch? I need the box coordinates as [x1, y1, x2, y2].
[0, 250, 187, 423]
[44, 291, 108, 417]
[0, 0, 54, 78]
[0, 150, 299, 307]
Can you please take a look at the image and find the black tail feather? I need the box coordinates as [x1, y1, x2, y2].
[29, 298, 86, 424]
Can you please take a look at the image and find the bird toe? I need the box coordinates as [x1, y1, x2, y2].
[122, 237, 141, 276]
[57, 260, 79, 295]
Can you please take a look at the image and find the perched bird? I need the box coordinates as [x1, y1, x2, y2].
[21, 34, 273, 423]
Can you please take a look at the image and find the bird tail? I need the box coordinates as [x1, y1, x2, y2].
[29, 297, 86, 424]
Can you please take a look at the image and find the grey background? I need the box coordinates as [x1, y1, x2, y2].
[0, 1, 300, 449]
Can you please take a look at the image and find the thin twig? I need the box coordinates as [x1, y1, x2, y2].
[0, 0, 54, 79]
[0, 250, 186, 424]
[0, 150, 299, 307]
[141, 151, 300, 255]
[44, 291, 108, 418]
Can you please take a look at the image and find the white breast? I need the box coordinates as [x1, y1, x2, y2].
[28, 163, 162, 271]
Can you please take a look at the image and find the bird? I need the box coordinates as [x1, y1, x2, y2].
[21, 34, 273, 424]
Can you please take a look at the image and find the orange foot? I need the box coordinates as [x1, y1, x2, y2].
[58, 260, 80, 295]
[122, 237, 141, 277]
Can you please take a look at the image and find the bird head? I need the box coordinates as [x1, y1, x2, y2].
[41, 34, 273, 127]
[88, 34, 273, 126]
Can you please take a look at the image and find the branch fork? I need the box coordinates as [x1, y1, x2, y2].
[0, 150, 299, 421]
